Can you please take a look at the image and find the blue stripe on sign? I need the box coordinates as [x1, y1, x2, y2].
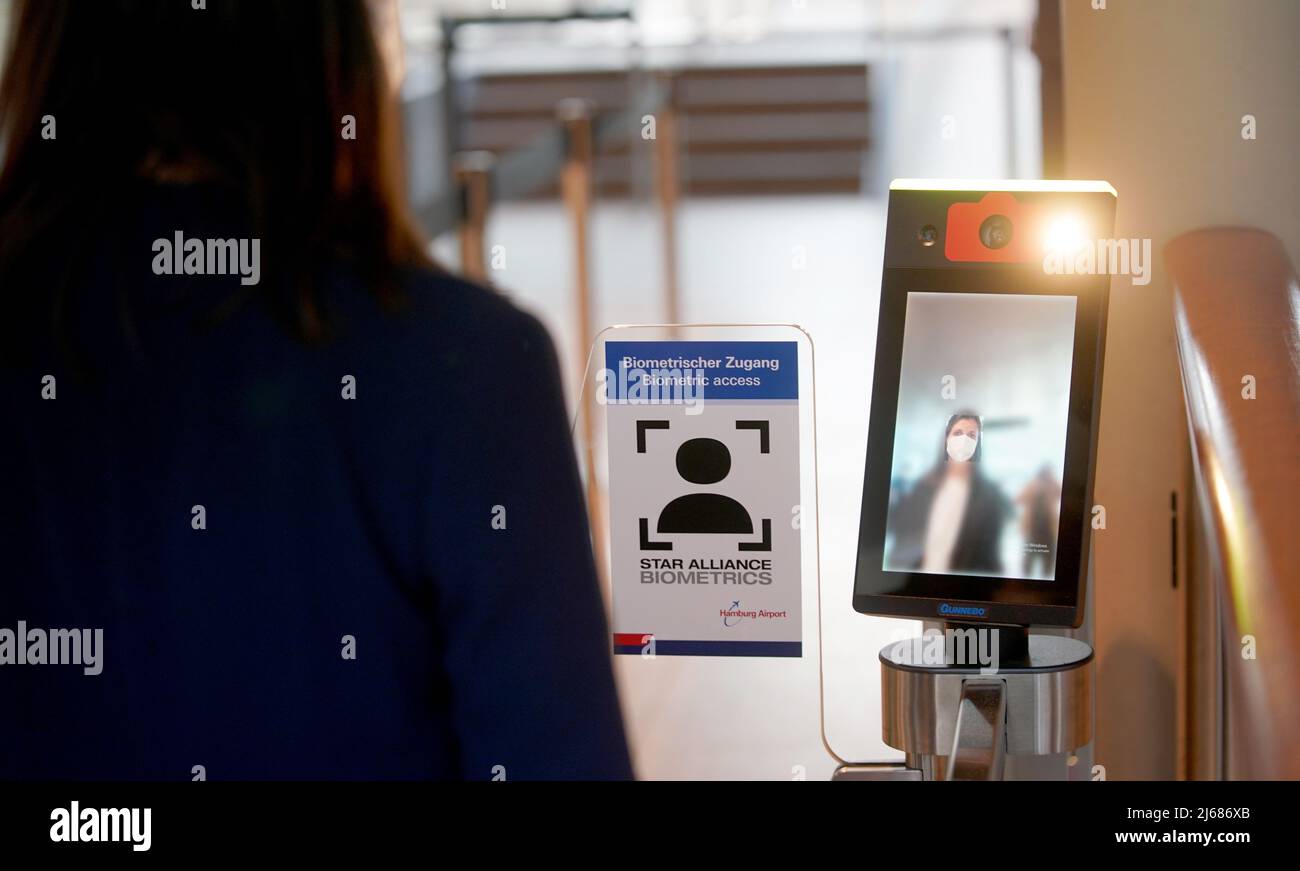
[613, 640, 802, 658]
[605, 341, 798, 401]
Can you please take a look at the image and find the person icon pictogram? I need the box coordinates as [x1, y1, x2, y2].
[656, 437, 754, 535]
[636, 420, 773, 552]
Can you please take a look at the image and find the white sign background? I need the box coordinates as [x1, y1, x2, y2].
[606, 349, 802, 656]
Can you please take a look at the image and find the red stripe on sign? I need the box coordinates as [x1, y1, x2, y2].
[613, 633, 652, 646]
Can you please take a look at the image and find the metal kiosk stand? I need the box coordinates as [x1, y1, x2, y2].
[837, 624, 1093, 781]
[835, 180, 1115, 782]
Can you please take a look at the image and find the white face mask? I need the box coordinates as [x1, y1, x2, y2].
[946, 432, 977, 462]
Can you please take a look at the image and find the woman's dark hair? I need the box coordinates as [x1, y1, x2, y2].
[940, 411, 983, 463]
[0, 0, 431, 347]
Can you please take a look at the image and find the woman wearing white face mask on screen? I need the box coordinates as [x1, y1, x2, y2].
[886, 412, 1012, 576]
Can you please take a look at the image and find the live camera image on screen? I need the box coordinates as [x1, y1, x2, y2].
[883, 292, 1076, 581]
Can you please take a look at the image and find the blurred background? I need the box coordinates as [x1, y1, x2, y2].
[398, 0, 1041, 381]
[3, 0, 1297, 780]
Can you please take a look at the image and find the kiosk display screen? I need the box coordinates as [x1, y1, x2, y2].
[883, 291, 1076, 582]
[852, 181, 1115, 628]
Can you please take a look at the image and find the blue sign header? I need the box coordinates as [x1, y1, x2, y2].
[605, 341, 799, 401]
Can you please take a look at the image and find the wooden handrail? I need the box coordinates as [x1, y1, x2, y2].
[1168, 227, 1300, 779]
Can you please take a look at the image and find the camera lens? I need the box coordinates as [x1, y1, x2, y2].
[917, 225, 938, 247]
[979, 214, 1014, 249]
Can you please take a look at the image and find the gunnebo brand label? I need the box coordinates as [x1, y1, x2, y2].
[603, 340, 802, 657]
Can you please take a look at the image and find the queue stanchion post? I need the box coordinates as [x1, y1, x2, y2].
[557, 98, 608, 580]
[453, 150, 495, 285]
[652, 74, 682, 335]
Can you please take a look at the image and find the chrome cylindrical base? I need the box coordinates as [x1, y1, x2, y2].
[880, 633, 1093, 779]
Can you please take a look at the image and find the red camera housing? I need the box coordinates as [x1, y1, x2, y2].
[945, 192, 1047, 263]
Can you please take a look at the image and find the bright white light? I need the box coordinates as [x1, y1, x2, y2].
[890, 178, 1117, 196]
[1043, 215, 1089, 254]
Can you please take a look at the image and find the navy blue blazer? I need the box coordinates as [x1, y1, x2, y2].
[0, 183, 631, 780]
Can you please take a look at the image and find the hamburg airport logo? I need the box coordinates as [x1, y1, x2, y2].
[720, 601, 788, 627]
[723, 601, 745, 627]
